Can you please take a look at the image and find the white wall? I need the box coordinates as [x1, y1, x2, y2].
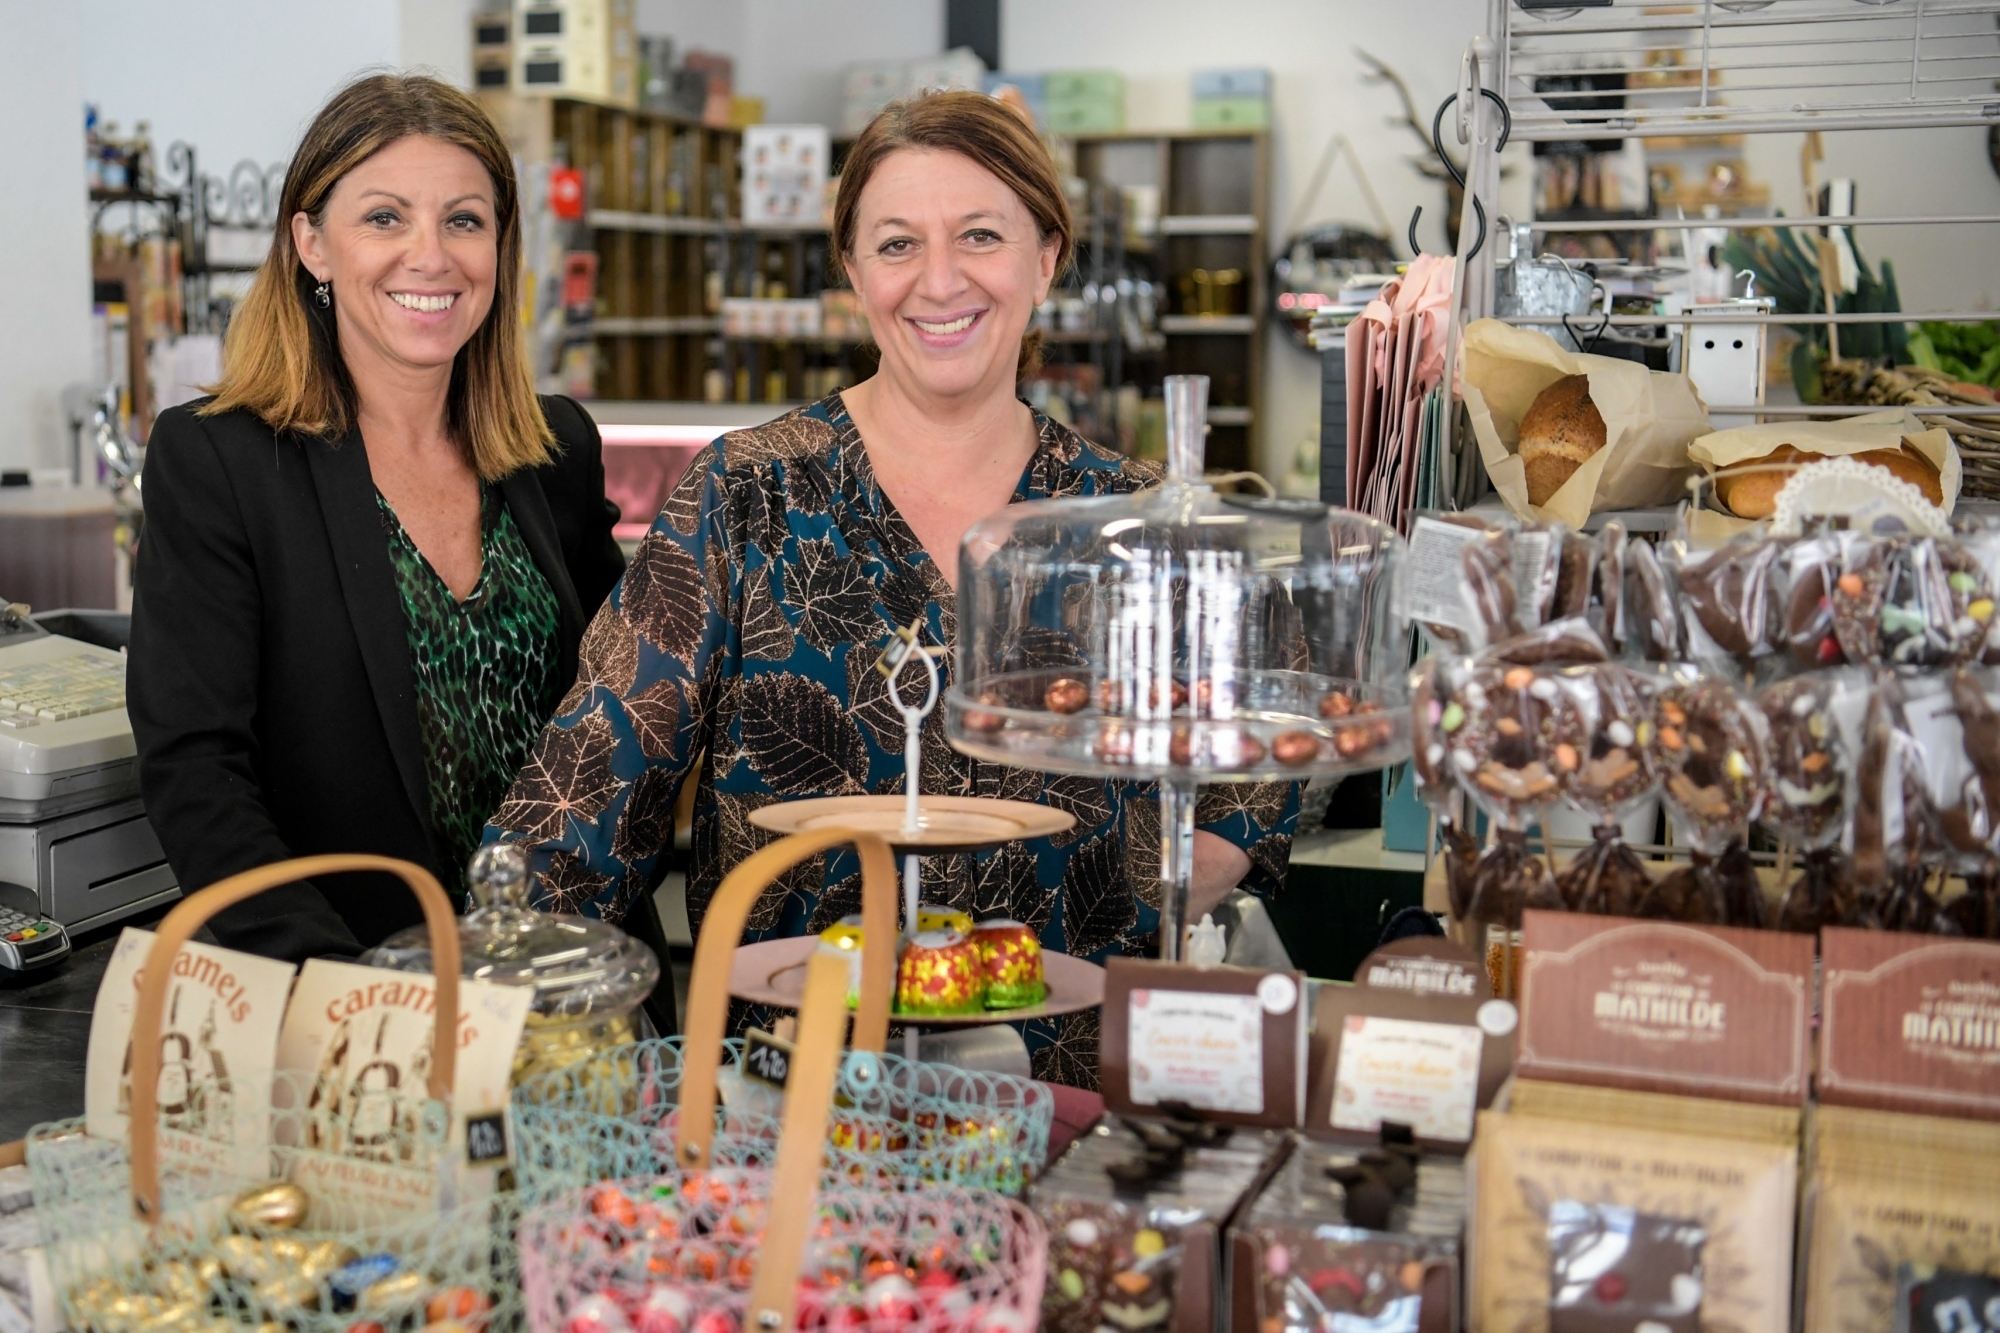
[80, 0, 403, 177]
[1, 1, 94, 472]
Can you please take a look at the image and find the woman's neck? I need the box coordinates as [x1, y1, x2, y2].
[842, 366, 1029, 472]
[345, 341, 456, 457]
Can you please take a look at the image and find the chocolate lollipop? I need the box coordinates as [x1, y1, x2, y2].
[1758, 672, 1861, 933]
[1411, 655, 1480, 921]
[1553, 662, 1658, 916]
[1595, 520, 1627, 654]
[1623, 538, 1682, 663]
[1442, 660, 1585, 990]
[1830, 534, 1991, 670]
[1937, 670, 2000, 938]
[1849, 681, 1942, 931]
[1676, 536, 1782, 664]
[1780, 531, 1847, 669]
[1642, 678, 1770, 928]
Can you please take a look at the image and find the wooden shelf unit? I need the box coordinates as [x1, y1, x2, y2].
[1065, 130, 1270, 474]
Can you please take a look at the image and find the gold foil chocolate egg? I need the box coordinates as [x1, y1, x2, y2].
[254, 1274, 321, 1313]
[1043, 677, 1089, 714]
[301, 1241, 360, 1280]
[360, 1270, 434, 1313]
[229, 1182, 309, 1231]
[213, 1234, 269, 1282]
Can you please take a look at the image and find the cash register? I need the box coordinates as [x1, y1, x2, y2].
[0, 601, 177, 970]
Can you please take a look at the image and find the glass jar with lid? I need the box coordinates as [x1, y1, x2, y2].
[364, 844, 660, 1086]
[947, 375, 1411, 956]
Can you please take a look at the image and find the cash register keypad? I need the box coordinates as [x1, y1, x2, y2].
[0, 654, 124, 729]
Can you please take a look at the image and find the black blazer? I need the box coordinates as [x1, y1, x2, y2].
[129, 396, 625, 962]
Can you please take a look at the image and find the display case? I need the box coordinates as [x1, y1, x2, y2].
[947, 374, 1410, 955]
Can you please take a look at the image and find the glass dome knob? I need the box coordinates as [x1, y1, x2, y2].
[469, 841, 530, 910]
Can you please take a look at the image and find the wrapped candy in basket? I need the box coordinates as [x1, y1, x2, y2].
[509, 830, 1052, 1199]
[516, 946, 1047, 1333]
[24, 856, 539, 1333]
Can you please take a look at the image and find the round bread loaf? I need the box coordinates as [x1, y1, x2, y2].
[1719, 442, 1942, 519]
[1518, 374, 1608, 506]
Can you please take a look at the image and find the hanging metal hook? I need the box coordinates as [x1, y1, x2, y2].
[1406, 87, 1512, 261]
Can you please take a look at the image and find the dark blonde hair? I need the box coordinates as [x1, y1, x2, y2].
[202, 73, 551, 480]
[833, 90, 1073, 379]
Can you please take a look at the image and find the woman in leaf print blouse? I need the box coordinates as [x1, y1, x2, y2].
[487, 92, 1297, 1085]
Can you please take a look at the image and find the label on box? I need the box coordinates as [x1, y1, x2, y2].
[1403, 517, 1487, 636]
[84, 929, 296, 1179]
[1517, 910, 1813, 1105]
[274, 960, 532, 1221]
[1819, 927, 2000, 1120]
[1330, 1014, 1482, 1141]
[1357, 937, 1491, 999]
[1127, 987, 1265, 1115]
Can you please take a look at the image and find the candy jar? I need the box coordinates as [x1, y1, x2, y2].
[365, 843, 660, 1086]
[1438, 659, 1583, 995]
[1758, 672, 1862, 933]
[1410, 653, 1480, 922]
[1642, 676, 1770, 928]
[949, 375, 1409, 959]
[1552, 661, 1658, 916]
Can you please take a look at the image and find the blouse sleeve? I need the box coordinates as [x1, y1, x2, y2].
[1196, 780, 1302, 901]
[485, 444, 734, 918]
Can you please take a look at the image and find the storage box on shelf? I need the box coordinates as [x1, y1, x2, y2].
[1064, 129, 1269, 473]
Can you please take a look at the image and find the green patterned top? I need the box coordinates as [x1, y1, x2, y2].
[378, 485, 561, 889]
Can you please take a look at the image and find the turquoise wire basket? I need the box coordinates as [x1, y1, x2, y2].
[510, 1035, 1052, 1197]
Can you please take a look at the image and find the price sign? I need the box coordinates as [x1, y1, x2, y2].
[743, 1029, 794, 1090]
[465, 1111, 509, 1165]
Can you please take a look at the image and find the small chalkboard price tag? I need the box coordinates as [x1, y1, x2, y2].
[465, 1111, 509, 1165]
[743, 1029, 794, 1090]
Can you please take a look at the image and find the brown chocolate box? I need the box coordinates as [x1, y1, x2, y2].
[1099, 958, 1308, 1130]
[1818, 927, 2000, 1121]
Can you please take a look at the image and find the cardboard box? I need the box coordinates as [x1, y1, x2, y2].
[1045, 99, 1125, 136]
[1192, 67, 1271, 99]
[1192, 97, 1270, 130]
[1045, 69, 1126, 103]
[512, 0, 636, 107]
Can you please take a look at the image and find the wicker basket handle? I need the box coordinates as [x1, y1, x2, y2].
[744, 945, 852, 1331]
[127, 854, 461, 1221]
[672, 827, 898, 1172]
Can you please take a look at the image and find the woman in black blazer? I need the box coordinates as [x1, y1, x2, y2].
[128, 75, 622, 962]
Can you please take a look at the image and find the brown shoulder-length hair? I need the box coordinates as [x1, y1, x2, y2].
[201, 73, 551, 480]
[832, 90, 1073, 380]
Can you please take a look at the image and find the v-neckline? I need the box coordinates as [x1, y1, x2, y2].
[380, 486, 493, 609]
[824, 389, 1054, 614]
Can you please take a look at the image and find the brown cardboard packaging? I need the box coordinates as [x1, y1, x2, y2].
[1471, 1109, 1799, 1333]
[1818, 928, 2000, 1122]
[1100, 958, 1308, 1129]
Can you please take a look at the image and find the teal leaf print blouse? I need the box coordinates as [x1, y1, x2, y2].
[487, 392, 1297, 1085]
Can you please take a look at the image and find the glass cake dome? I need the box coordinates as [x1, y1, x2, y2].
[947, 375, 1411, 784]
[946, 375, 1411, 957]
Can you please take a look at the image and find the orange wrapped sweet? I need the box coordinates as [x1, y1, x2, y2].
[895, 929, 984, 1015]
[970, 919, 1046, 1010]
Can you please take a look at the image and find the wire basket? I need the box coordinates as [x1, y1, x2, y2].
[509, 830, 1052, 1199]
[27, 855, 535, 1333]
[517, 949, 1047, 1333]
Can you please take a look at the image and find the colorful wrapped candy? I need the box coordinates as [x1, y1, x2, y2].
[916, 902, 975, 937]
[896, 930, 985, 1015]
[817, 916, 865, 1008]
[971, 919, 1046, 1010]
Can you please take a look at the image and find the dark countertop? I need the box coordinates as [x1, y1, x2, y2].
[0, 908, 166, 1145]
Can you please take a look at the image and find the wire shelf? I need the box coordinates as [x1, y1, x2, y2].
[1501, 0, 2000, 138]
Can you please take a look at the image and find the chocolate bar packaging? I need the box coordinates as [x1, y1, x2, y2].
[1228, 1137, 1465, 1333]
[1471, 1109, 1798, 1333]
[1029, 1117, 1289, 1333]
[1099, 957, 1309, 1130]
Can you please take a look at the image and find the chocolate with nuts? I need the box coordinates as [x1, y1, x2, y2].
[1441, 663, 1585, 822]
[1830, 535, 1992, 669]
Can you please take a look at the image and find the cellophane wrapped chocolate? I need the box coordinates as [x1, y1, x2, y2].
[1410, 654, 1480, 922]
[1756, 670, 1866, 933]
[1850, 680, 1943, 932]
[1552, 662, 1659, 916]
[1030, 1120, 1288, 1333]
[1830, 533, 1991, 670]
[1643, 675, 1771, 927]
[1675, 534, 1783, 670]
[1621, 537, 1684, 665]
[1894, 669, 2000, 937]
[1440, 660, 1583, 939]
[1547, 1200, 1708, 1333]
[1231, 1139, 1465, 1333]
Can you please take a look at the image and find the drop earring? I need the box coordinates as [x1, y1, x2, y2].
[314, 279, 331, 309]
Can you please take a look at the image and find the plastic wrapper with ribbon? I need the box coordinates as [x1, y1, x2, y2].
[1641, 675, 1771, 928]
[26, 855, 535, 1333]
[1757, 670, 1868, 933]
[1552, 660, 1659, 917]
[516, 943, 1047, 1333]
[509, 829, 1053, 1200]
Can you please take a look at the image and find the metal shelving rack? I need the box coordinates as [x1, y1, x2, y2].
[1443, 0, 2000, 498]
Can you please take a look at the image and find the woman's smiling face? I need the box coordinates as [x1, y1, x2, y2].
[843, 147, 1059, 403]
[292, 134, 498, 383]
